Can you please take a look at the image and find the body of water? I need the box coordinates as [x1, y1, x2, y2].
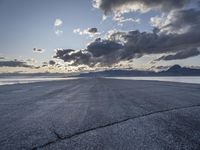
[107, 76, 200, 84]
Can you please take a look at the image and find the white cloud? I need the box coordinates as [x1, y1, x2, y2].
[27, 58, 37, 64]
[93, 0, 190, 24]
[55, 29, 63, 36]
[113, 13, 140, 26]
[150, 10, 193, 35]
[73, 28, 81, 34]
[73, 28, 100, 37]
[54, 18, 63, 27]
[93, 0, 189, 15]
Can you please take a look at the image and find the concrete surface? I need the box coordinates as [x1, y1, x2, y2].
[0, 78, 200, 150]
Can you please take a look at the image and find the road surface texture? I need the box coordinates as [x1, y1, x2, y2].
[0, 78, 200, 150]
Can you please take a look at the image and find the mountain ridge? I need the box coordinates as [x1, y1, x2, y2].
[77, 65, 200, 77]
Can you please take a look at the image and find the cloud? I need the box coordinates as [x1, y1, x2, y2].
[0, 60, 35, 68]
[53, 38, 134, 67]
[150, 65, 171, 71]
[49, 60, 56, 65]
[33, 48, 45, 53]
[54, 18, 63, 27]
[151, 8, 200, 34]
[113, 13, 140, 25]
[73, 28, 81, 33]
[53, 49, 93, 66]
[156, 48, 200, 61]
[53, 7, 200, 67]
[26, 58, 37, 64]
[73, 28, 100, 37]
[55, 29, 63, 36]
[42, 62, 48, 67]
[88, 28, 98, 33]
[93, 0, 188, 25]
[53, 28, 200, 66]
[0, 56, 5, 59]
[87, 38, 123, 57]
[54, 18, 63, 36]
[93, 0, 189, 15]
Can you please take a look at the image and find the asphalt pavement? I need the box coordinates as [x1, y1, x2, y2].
[0, 78, 200, 150]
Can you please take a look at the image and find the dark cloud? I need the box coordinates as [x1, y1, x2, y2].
[0, 56, 5, 59]
[93, 0, 189, 15]
[53, 39, 126, 66]
[42, 62, 48, 67]
[0, 60, 35, 68]
[55, 49, 75, 59]
[120, 31, 199, 55]
[87, 38, 123, 57]
[88, 28, 98, 33]
[54, 8, 200, 67]
[156, 48, 200, 61]
[54, 49, 93, 66]
[54, 29, 200, 66]
[49, 60, 56, 65]
[153, 8, 200, 34]
[33, 48, 45, 53]
[53, 49, 75, 61]
[111, 8, 200, 56]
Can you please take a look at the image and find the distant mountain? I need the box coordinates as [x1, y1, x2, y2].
[77, 65, 200, 77]
[158, 65, 200, 76]
[77, 69, 155, 77]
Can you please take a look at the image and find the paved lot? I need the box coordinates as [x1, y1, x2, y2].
[0, 78, 200, 150]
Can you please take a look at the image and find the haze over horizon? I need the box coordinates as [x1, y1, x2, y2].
[0, 0, 200, 73]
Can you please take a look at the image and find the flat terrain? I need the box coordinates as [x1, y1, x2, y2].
[0, 78, 200, 150]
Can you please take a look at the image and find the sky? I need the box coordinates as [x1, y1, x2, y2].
[0, 0, 200, 73]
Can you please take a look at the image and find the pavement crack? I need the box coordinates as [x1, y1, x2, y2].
[53, 130, 63, 140]
[31, 129, 63, 150]
[31, 104, 200, 150]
